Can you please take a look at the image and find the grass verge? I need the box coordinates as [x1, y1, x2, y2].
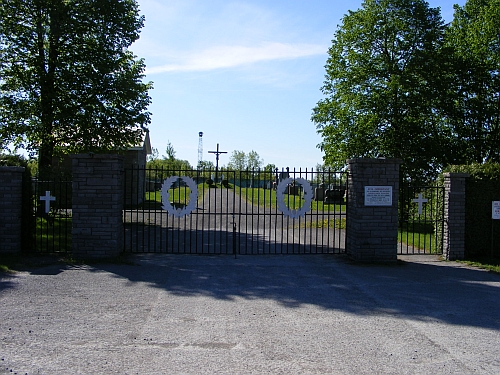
[457, 257, 500, 274]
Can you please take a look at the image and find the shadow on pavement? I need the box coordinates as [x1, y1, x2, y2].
[93, 252, 500, 331]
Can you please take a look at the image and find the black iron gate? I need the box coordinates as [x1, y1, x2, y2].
[124, 168, 347, 254]
[398, 184, 445, 255]
[32, 178, 72, 253]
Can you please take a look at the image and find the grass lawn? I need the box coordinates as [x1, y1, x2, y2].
[398, 221, 440, 253]
[35, 216, 72, 253]
[237, 187, 346, 212]
[142, 183, 206, 209]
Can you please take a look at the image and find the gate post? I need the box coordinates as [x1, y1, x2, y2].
[72, 154, 124, 259]
[0, 167, 25, 254]
[442, 173, 469, 260]
[346, 158, 401, 262]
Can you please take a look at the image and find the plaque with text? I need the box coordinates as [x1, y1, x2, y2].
[364, 186, 392, 206]
[493, 201, 500, 220]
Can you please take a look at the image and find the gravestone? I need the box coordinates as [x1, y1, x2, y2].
[314, 184, 325, 201]
[324, 188, 344, 204]
[287, 181, 299, 196]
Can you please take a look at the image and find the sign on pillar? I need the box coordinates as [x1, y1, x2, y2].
[40, 191, 56, 214]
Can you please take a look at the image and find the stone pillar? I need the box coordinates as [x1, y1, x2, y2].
[442, 173, 469, 260]
[72, 154, 124, 259]
[0, 167, 25, 254]
[346, 158, 401, 262]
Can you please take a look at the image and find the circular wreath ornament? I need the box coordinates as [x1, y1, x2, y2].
[161, 176, 198, 218]
[276, 177, 313, 219]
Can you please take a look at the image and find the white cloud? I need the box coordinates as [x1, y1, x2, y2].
[145, 42, 326, 74]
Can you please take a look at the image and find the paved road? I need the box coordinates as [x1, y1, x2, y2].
[1, 254, 499, 374]
[125, 187, 345, 254]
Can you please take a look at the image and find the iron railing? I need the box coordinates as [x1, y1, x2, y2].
[398, 184, 445, 254]
[32, 179, 72, 253]
[124, 167, 348, 254]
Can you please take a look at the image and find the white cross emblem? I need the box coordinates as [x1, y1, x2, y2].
[40, 191, 56, 214]
[412, 193, 428, 215]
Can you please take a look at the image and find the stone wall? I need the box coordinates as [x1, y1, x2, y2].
[0, 167, 25, 254]
[346, 158, 401, 262]
[72, 154, 124, 259]
[442, 173, 469, 260]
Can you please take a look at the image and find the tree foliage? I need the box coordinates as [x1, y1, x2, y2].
[0, 0, 152, 173]
[227, 150, 264, 171]
[312, 0, 450, 182]
[146, 142, 192, 171]
[444, 0, 500, 164]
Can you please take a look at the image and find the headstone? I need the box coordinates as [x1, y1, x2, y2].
[287, 181, 299, 196]
[314, 184, 325, 201]
[324, 188, 344, 204]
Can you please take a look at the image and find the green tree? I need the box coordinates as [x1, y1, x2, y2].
[444, 0, 500, 164]
[0, 0, 152, 175]
[148, 147, 160, 162]
[163, 141, 176, 160]
[312, 0, 448, 182]
[247, 150, 263, 171]
[227, 150, 247, 170]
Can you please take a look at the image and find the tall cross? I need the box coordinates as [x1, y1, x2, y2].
[412, 193, 428, 215]
[208, 143, 227, 182]
[40, 191, 56, 214]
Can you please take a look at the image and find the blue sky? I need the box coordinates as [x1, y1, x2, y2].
[133, 0, 465, 170]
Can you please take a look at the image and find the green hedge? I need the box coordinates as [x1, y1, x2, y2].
[443, 164, 500, 258]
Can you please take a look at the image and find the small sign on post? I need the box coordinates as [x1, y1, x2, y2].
[491, 201, 500, 258]
[492, 201, 500, 220]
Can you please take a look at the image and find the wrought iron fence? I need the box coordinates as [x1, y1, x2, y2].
[398, 184, 445, 254]
[32, 179, 72, 253]
[124, 167, 348, 254]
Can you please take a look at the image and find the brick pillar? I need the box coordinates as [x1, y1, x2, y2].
[0, 167, 25, 254]
[72, 154, 124, 259]
[346, 158, 401, 262]
[442, 173, 469, 260]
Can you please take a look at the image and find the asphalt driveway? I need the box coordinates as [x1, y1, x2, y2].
[1, 254, 499, 374]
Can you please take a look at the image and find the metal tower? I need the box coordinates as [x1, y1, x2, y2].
[197, 132, 203, 168]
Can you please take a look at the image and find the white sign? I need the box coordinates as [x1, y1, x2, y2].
[493, 201, 500, 220]
[364, 186, 392, 206]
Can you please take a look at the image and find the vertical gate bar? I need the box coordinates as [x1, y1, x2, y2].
[157, 169, 162, 253]
[256, 169, 261, 254]
[318, 168, 324, 254]
[152, 167, 157, 253]
[222, 176, 226, 254]
[298, 168, 303, 253]
[194, 169, 199, 255]
[326, 169, 331, 255]
[206, 172, 211, 254]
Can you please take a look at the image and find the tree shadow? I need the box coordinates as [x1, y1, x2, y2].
[98, 228, 500, 331]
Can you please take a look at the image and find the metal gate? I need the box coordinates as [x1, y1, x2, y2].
[32, 178, 72, 253]
[398, 183, 445, 255]
[124, 168, 347, 254]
